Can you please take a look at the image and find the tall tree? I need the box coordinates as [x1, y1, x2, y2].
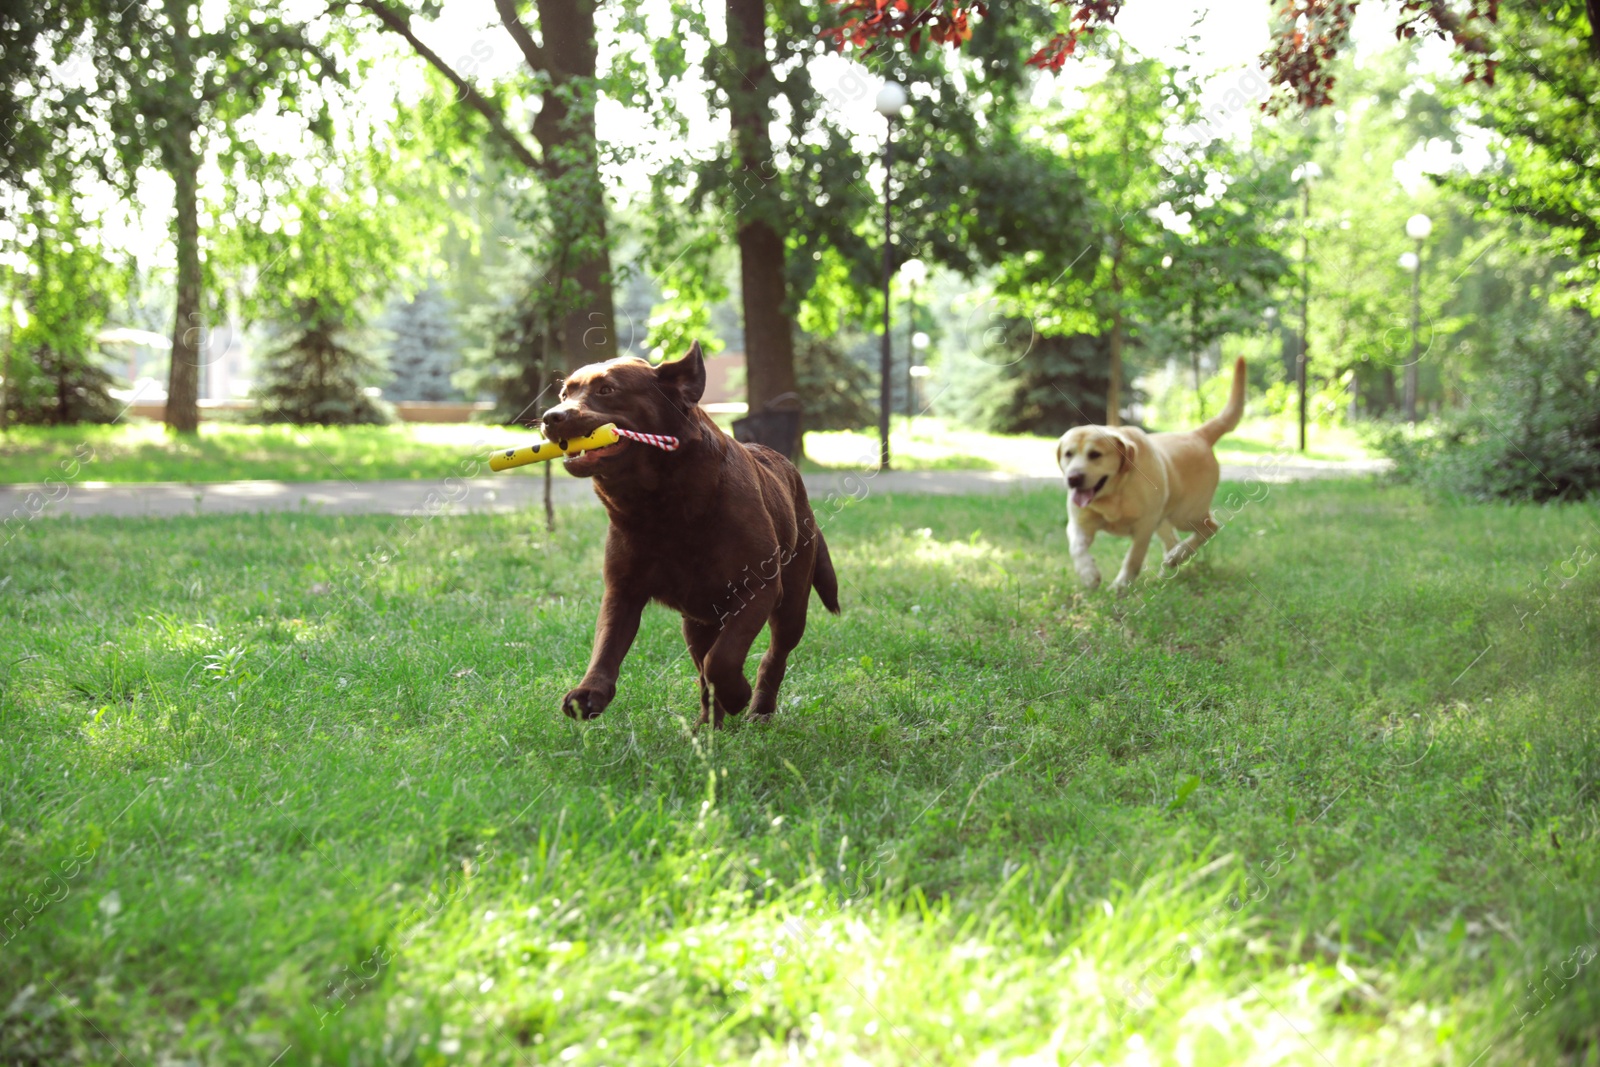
[823, 0, 1503, 110]
[1452, 0, 1600, 313]
[353, 0, 617, 373]
[222, 129, 449, 424]
[77, 0, 338, 434]
[6, 183, 122, 426]
[988, 48, 1183, 423]
[384, 284, 462, 401]
[724, 0, 798, 417]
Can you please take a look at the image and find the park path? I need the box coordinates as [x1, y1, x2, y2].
[3, 459, 1389, 521]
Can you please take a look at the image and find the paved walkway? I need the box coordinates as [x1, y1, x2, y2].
[2, 459, 1388, 521]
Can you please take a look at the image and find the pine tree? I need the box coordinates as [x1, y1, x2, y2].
[794, 334, 875, 431]
[384, 284, 461, 401]
[254, 299, 391, 426]
[979, 330, 1118, 434]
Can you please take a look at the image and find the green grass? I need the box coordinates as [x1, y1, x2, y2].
[3, 480, 1596, 1065]
[2, 416, 1374, 485]
[764, 416, 1369, 475]
[0, 422, 551, 485]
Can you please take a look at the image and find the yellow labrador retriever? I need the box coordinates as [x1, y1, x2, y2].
[1057, 358, 1246, 593]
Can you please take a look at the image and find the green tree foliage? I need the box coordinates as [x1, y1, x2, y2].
[67, 0, 339, 433]
[254, 299, 390, 426]
[1287, 46, 1484, 418]
[459, 261, 562, 425]
[1382, 305, 1600, 500]
[354, 0, 619, 382]
[384, 284, 462, 401]
[0, 4, 93, 210]
[5, 188, 121, 426]
[978, 331, 1113, 434]
[642, 0, 1094, 440]
[1452, 0, 1600, 313]
[1140, 127, 1292, 419]
[990, 45, 1291, 426]
[795, 333, 876, 430]
[224, 128, 450, 424]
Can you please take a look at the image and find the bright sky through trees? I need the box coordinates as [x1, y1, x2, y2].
[24, 0, 1486, 278]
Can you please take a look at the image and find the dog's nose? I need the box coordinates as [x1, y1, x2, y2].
[1066, 472, 1084, 488]
[541, 406, 572, 435]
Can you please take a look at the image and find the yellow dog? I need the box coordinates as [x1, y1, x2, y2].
[1056, 358, 1246, 593]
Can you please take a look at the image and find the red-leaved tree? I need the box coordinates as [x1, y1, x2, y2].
[823, 0, 1502, 110]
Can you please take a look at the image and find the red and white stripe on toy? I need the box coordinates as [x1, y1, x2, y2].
[615, 427, 681, 452]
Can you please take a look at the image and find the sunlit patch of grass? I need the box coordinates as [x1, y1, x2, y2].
[2, 415, 1376, 486]
[1, 480, 1595, 1064]
[1214, 417, 1375, 463]
[0, 421, 553, 485]
[806, 417, 1376, 476]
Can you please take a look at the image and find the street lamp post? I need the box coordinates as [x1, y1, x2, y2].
[1402, 213, 1432, 423]
[909, 331, 929, 419]
[876, 81, 906, 471]
[1292, 162, 1320, 453]
[909, 361, 931, 425]
[901, 258, 926, 420]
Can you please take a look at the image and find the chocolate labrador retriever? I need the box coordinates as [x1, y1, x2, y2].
[540, 341, 840, 728]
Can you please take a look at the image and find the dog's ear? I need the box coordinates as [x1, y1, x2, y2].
[1111, 428, 1139, 470]
[656, 340, 707, 409]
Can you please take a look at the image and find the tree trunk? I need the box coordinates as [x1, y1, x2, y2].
[726, 0, 797, 419]
[1188, 300, 1205, 420]
[362, 0, 616, 377]
[166, 133, 202, 435]
[160, 0, 202, 435]
[531, 0, 615, 373]
[1106, 238, 1123, 426]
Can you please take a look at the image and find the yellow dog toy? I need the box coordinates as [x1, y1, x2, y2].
[489, 425, 621, 471]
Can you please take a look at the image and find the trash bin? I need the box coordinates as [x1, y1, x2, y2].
[732, 392, 802, 461]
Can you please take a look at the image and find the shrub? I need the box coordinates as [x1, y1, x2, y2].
[1378, 307, 1600, 501]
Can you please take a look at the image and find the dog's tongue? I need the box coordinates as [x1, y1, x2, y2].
[1070, 488, 1095, 508]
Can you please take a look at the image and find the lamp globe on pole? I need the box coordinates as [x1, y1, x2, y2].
[1402, 213, 1432, 422]
[875, 81, 906, 469]
[875, 81, 907, 118]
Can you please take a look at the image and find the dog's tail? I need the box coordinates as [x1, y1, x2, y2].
[1196, 357, 1247, 445]
[813, 533, 841, 614]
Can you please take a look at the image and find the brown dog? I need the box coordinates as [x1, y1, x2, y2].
[540, 341, 840, 727]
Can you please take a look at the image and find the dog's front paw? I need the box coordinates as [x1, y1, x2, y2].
[1109, 576, 1136, 597]
[1163, 546, 1190, 569]
[1076, 567, 1102, 590]
[561, 685, 612, 720]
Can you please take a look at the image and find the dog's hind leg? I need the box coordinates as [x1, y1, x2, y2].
[1163, 516, 1220, 569]
[700, 589, 777, 728]
[750, 587, 809, 721]
[1157, 521, 1179, 555]
[683, 618, 718, 728]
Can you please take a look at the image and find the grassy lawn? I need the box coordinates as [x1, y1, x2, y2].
[0, 423, 551, 485]
[2, 416, 1373, 485]
[806, 417, 1374, 475]
[3, 480, 1595, 1065]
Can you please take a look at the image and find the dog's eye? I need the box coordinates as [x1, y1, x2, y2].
[595, 383, 615, 396]
[1063, 450, 1073, 458]
[1087, 450, 1102, 460]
